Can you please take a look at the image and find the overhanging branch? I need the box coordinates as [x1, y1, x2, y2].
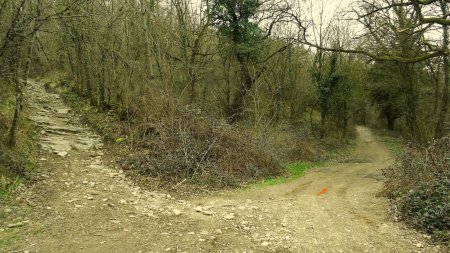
[300, 39, 445, 63]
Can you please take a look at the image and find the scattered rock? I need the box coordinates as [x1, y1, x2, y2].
[56, 108, 70, 114]
[7, 222, 24, 228]
[261, 241, 270, 247]
[110, 219, 120, 224]
[172, 209, 182, 216]
[281, 218, 288, 227]
[224, 213, 235, 220]
[57, 151, 68, 157]
[194, 206, 214, 216]
[201, 210, 214, 216]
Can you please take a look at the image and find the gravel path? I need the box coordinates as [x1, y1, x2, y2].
[0, 80, 445, 253]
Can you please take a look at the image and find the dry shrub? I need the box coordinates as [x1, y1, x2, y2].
[256, 126, 321, 162]
[383, 137, 450, 241]
[124, 108, 285, 189]
[283, 139, 320, 162]
[0, 147, 26, 177]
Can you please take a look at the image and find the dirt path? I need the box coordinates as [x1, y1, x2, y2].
[0, 80, 445, 253]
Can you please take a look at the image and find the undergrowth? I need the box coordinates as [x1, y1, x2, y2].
[383, 137, 450, 242]
[49, 80, 325, 190]
[125, 114, 286, 189]
[0, 83, 37, 199]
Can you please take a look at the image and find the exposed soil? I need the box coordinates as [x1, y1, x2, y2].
[0, 80, 446, 253]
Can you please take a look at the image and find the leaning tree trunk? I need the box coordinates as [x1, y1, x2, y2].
[8, 77, 22, 147]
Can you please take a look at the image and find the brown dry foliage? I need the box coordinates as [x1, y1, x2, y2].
[124, 109, 285, 189]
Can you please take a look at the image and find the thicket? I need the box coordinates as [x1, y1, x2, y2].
[383, 138, 450, 241]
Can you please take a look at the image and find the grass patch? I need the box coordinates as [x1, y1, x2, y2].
[373, 129, 405, 157]
[254, 161, 326, 188]
[0, 230, 18, 250]
[383, 137, 404, 156]
[0, 177, 22, 200]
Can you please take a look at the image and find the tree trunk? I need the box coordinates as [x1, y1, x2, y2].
[402, 64, 419, 138]
[387, 115, 395, 131]
[8, 78, 22, 147]
[435, 0, 449, 138]
[228, 58, 253, 123]
[142, 0, 154, 78]
[319, 110, 326, 139]
[74, 41, 83, 95]
[9, 38, 31, 147]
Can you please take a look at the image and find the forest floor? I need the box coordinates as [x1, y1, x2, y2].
[0, 80, 447, 253]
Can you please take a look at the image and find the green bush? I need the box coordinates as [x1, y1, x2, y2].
[383, 137, 450, 241]
[399, 179, 450, 240]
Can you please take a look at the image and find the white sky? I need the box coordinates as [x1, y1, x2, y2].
[185, 0, 442, 51]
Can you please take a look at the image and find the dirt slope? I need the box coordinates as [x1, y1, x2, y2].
[0, 80, 446, 253]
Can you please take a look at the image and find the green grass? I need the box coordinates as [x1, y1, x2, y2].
[254, 161, 326, 188]
[0, 230, 19, 250]
[382, 137, 404, 156]
[373, 129, 405, 157]
[0, 177, 22, 200]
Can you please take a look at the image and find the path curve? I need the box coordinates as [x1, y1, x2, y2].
[0, 80, 445, 253]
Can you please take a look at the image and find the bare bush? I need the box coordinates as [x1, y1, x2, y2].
[124, 108, 285, 189]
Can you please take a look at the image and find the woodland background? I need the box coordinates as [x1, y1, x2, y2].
[0, 0, 449, 239]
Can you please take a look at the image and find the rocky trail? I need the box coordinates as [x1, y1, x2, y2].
[0, 80, 446, 253]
